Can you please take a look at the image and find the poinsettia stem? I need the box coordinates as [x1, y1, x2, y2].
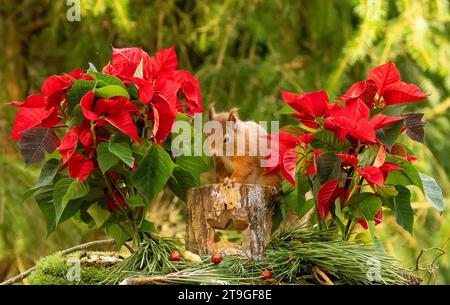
[344, 176, 365, 240]
[137, 206, 146, 228]
[344, 168, 355, 190]
[306, 175, 323, 230]
[347, 174, 361, 200]
[130, 209, 140, 247]
[110, 178, 129, 202]
[344, 220, 353, 240]
[90, 121, 97, 148]
[296, 154, 306, 168]
[143, 106, 149, 139]
[355, 141, 363, 154]
[345, 141, 363, 197]
[115, 205, 139, 247]
[103, 175, 140, 247]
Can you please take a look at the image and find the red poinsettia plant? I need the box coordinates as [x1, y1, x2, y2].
[270, 62, 443, 238]
[10, 47, 207, 246]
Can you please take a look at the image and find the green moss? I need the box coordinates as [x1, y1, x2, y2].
[28, 252, 111, 285]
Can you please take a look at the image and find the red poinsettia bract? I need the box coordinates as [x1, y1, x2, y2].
[341, 61, 429, 107]
[104, 47, 203, 144]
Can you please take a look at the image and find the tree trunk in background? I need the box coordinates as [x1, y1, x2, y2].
[2, 17, 27, 101]
[0, 17, 27, 154]
[186, 183, 278, 260]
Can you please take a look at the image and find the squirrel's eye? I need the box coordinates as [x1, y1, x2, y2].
[224, 134, 231, 143]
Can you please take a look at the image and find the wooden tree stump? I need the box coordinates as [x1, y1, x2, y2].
[186, 183, 278, 260]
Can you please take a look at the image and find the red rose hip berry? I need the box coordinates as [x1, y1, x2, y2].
[211, 252, 222, 265]
[262, 269, 272, 280]
[169, 251, 180, 261]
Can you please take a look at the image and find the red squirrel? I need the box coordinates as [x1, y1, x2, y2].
[207, 104, 280, 188]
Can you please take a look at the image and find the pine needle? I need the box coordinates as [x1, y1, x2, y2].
[105, 226, 415, 285]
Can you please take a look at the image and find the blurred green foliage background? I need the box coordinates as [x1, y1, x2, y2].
[0, 0, 449, 284]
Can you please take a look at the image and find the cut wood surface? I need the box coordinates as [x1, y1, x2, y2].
[186, 183, 278, 260]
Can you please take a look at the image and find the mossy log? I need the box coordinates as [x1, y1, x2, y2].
[186, 183, 278, 260]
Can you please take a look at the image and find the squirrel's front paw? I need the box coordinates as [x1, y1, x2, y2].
[222, 177, 236, 187]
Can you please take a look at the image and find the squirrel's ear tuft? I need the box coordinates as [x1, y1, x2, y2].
[228, 108, 239, 122]
[208, 103, 216, 120]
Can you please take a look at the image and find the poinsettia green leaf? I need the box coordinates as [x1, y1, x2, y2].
[385, 155, 423, 191]
[371, 104, 406, 117]
[95, 85, 130, 99]
[83, 185, 106, 202]
[67, 79, 96, 112]
[375, 120, 404, 149]
[35, 158, 60, 188]
[88, 71, 124, 87]
[132, 144, 174, 203]
[168, 167, 197, 202]
[87, 203, 111, 228]
[279, 125, 304, 137]
[281, 180, 296, 208]
[299, 123, 319, 134]
[392, 185, 414, 233]
[108, 138, 134, 167]
[109, 164, 133, 178]
[315, 153, 342, 184]
[68, 105, 85, 128]
[45, 149, 60, 160]
[131, 139, 153, 157]
[311, 130, 350, 153]
[366, 220, 384, 249]
[96, 142, 120, 174]
[384, 170, 412, 187]
[294, 173, 314, 218]
[140, 219, 156, 234]
[75, 200, 96, 227]
[271, 204, 287, 233]
[347, 193, 382, 221]
[126, 194, 145, 207]
[105, 223, 130, 246]
[176, 155, 209, 185]
[358, 145, 378, 168]
[127, 82, 140, 100]
[296, 173, 310, 204]
[176, 112, 192, 122]
[53, 178, 89, 226]
[23, 163, 61, 201]
[281, 179, 313, 219]
[375, 185, 398, 210]
[60, 199, 87, 226]
[277, 104, 296, 115]
[419, 173, 444, 212]
[34, 186, 56, 235]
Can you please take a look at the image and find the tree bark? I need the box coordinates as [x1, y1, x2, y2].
[186, 183, 278, 260]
